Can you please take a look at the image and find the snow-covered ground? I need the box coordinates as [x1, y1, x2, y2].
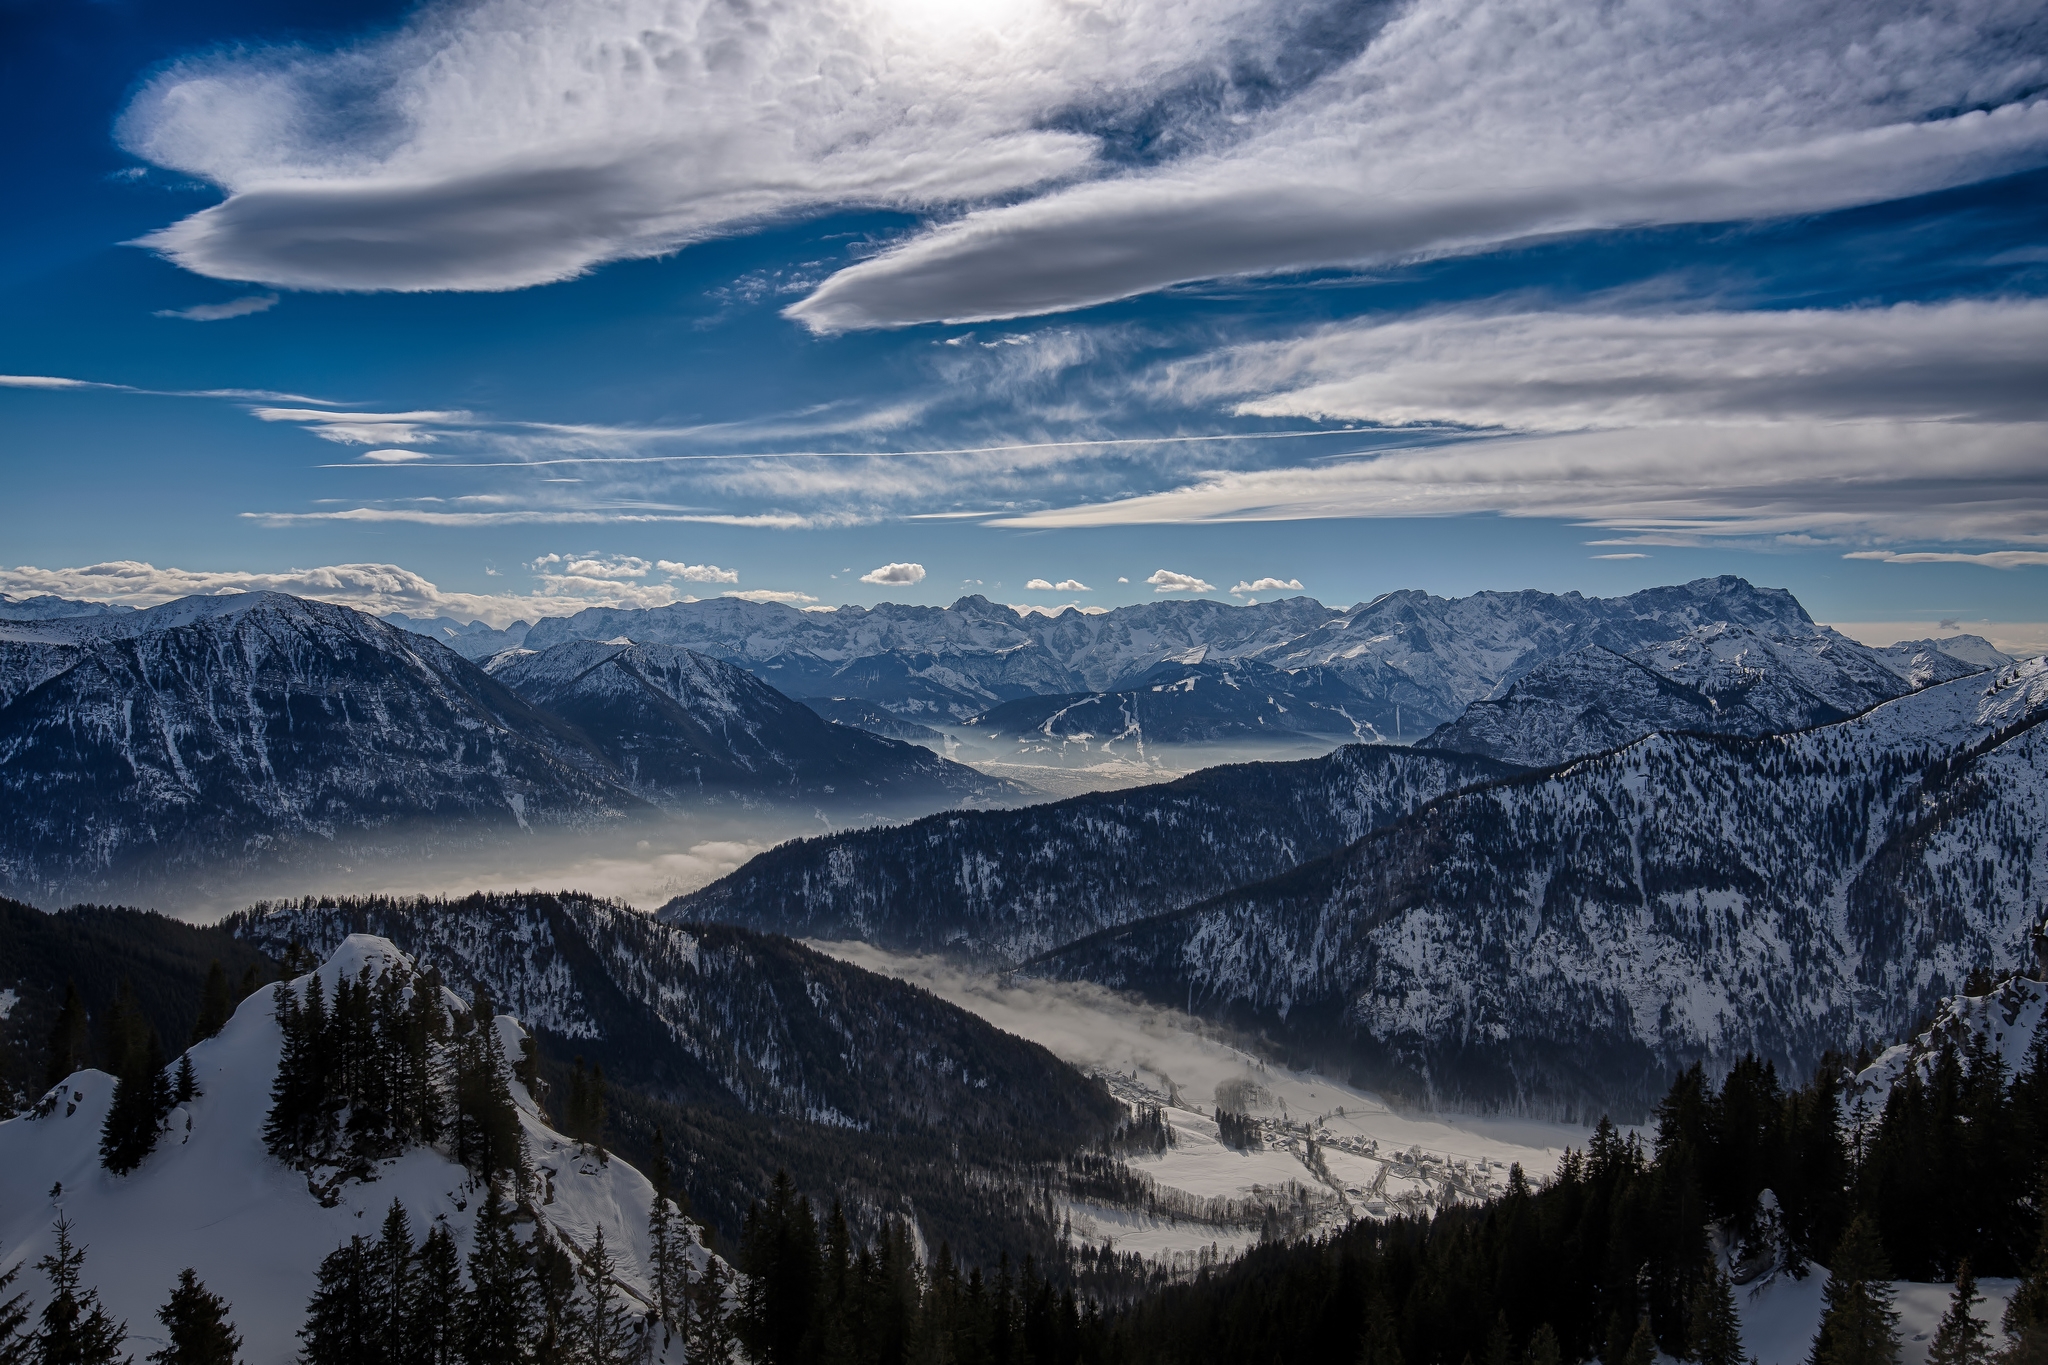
[1737, 1266, 2014, 1365]
[810, 943, 1592, 1259]
[0, 936, 699, 1365]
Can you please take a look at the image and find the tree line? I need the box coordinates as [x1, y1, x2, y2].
[0, 1218, 243, 1365]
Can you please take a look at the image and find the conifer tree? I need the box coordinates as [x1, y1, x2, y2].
[1, 1241, 33, 1365]
[146, 1271, 240, 1365]
[1811, 1215, 1900, 1365]
[1358, 1289, 1403, 1365]
[42, 984, 89, 1094]
[1526, 1325, 1561, 1365]
[34, 1217, 128, 1365]
[686, 1260, 735, 1365]
[568, 1231, 637, 1365]
[174, 1056, 196, 1108]
[462, 1188, 535, 1365]
[2005, 1207, 2048, 1365]
[298, 1238, 376, 1365]
[101, 1030, 171, 1175]
[1623, 1318, 1657, 1365]
[191, 963, 232, 1044]
[1928, 1262, 1991, 1365]
[371, 1204, 416, 1365]
[409, 1225, 463, 1365]
[1688, 1268, 1747, 1365]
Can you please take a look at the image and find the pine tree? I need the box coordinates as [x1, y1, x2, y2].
[1928, 1262, 1991, 1365]
[568, 1230, 637, 1365]
[191, 963, 232, 1044]
[173, 1056, 197, 1107]
[1, 1240, 33, 1365]
[462, 1188, 535, 1365]
[371, 1204, 417, 1365]
[1811, 1215, 1900, 1365]
[101, 1030, 170, 1174]
[647, 1196, 687, 1339]
[1357, 1289, 1402, 1365]
[1623, 1318, 1657, 1365]
[1689, 1268, 1747, 1365]
[298, 1239, 376, 1365]
[42, 983, 89, 1094]
[452, 1010, 524, 1184]
[408, 1225, 463, 1365]
[686, 1260, 735, 1365]
[1525, 1325, 1561, 1365]
[2005, 1212, 2048, 1365]
[146, 1271, 240, 1365]
[34, 1217, 128, 1365]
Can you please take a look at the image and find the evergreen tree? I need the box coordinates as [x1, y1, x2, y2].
[1, 1241, 32, 1365]
[1688, 1269, 1747, 1365]
[298, 1238, 376, 1365]
[462, 1188, 535, 1365]
[174, 1056, 197, 1107]
[1526, 1325, 1561, 1365]
[42, 983, 89, 1093]
[737, 1173, 819, 1365]
[1811, 1215, 1900, 1365]
[191, 963, 233, 1044]
[1623, 1318, 1657, 1365]
[371, 1204, 417, 1365]
[2005, 1207, 2048, 1365]
[568, 1230, 637, 1365]
[1357, 1289, 1402, 1365]
[686, 1261, 735, 1365]
[146, 1272, 240, 1365]
[101, 1029, 171, 1174]
[409, 1225, 464, 1365]
[1927, 1262, 1991, 1365]
[647, 1195, 688, 1340]
[34, 1217, 128, 1365]
[451, 1007, 524, 1184]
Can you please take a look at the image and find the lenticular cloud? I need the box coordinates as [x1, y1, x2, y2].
[121, 0, 2048, 313]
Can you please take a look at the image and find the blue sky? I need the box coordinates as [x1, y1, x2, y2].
[3, 0, 2046, 648]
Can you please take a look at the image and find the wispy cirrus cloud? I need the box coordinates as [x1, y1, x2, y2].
[1845, 551, 2048, 569]
[154, 294, 277, 321]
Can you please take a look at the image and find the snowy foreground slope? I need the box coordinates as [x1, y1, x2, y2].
[0, 936, 701, 1365]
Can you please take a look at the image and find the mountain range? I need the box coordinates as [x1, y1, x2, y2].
[0, 594, 998, 906]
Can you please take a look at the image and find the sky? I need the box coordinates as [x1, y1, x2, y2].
[3, 0, 2046, 649]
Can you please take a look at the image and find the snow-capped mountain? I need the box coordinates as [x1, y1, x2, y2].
[0, 594, 1004, 906]
[384, 612, 531, 660]
[660, 745, 1515, 963]
[0, 594, 134, 624]
[0, 935, 701, 1365]
[965, 657, 1382, 749]
[0, 593, 637, 906]
[1023, 658, 2048, 1117]
[508, 577, 1900, 740]
[1419, 624, 1996, 768]
[488, 639, 1003, 806]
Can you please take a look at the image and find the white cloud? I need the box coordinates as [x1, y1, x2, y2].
[788, 1, 2048, 329]
[656, 561, 739, 583]
[1147, 569, 1215, 593]
[0, 559, 690, 626]
[1592, 553, 1650, 560]
[252, 406, 469, 446]
[153, 294, 277, 321]
[1025, 578, 1055, 591]
[1845, 551, 2048, 569]
[529, 553, 652, 579]
[1230, 577, 1301, 595]
[359, 449, 432, 463]
[1117, 576, 1129, 584]
[722, 588, 820, 605]
[117, 0, 1269, 292]
[0, 375, 94, 389]
[860, 562, 927, 586]
[994, 420, 2048, 545]
[1053, 579, 1090, 592]
[1167, 300, 2048, 431]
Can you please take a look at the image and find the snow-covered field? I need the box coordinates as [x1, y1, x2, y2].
[809, 943, 1591, 1257]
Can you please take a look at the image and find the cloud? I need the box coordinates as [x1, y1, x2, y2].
[1025, 578, 1055, 591]
[722, 588, 820, 605]
[1230, 577, 1301, 595]
[1117, 577, 1129, 584]
[1147, 569, 1215, 593]
[859, 562, 927, 586]
[1168, 300, 2048, 431]
[529, 553, 653, 579]
[0, 375, 94, 389]
[1845, 551, 2048, 569]
[154, 294, 278, 321]
[0, 559, 686, 626]
[1592, 553, 1650, 560]
[359, 449, 432, 463]
[656, 561, 739, 583]
[1053, 579, 1090, 592]
[253, 406, 470, 446]
[787, 0, 2048, 329]
[116, 0, 1274, 292]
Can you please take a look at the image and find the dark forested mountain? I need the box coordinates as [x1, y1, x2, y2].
[1419, 624, 1995, 768]
[0, 593, 1003, 906]
[487, 639, 1002, 805]
[660, 744, 1517, 962]
[1028, 659, 2048, 1117]
[0, 896, 277, 1114]
[227, 893, 1123, 1256]
[801, 697, 952, 744]
[0, 593, 638, 906]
